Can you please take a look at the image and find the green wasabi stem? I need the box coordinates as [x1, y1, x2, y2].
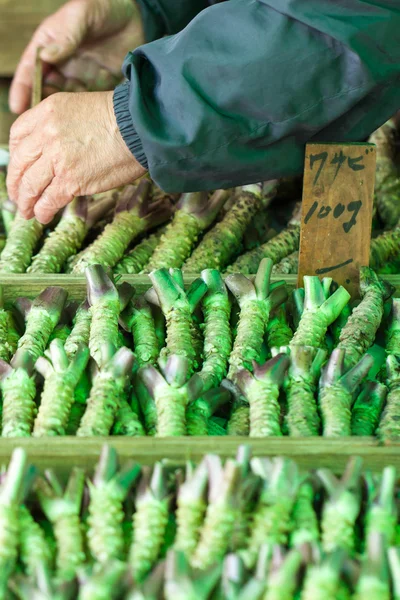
[369, 120, 400, 227]
[33, 340, 89, 436]
[114, 230, 162, 274]
[135, 375, 158, 435]
[148, 268, 207, 377]
[66, 370, 91, 435]
[0, 212, 43, 273]
[6, 309, 20, 356]
[184, 184, 263, 272]
[226, 258, 288, 381]
[264, 546, 302, 600]
[129, 462, 170, 583]
[0, 448, 32, 594]
[236, 545, 271, 600]
[87, 445, 140, 564]
[290, 477, 320, 547]
[226, 401, 250, 436]
[219, 553, 246, 599]
[36, 468, 85, 582]
[354, 532, 390, 600]
[266, 305, 293, 352]
[378, 354, 400, 441]
[197, 270, 232, 391]
[290, 276, 350, 350]
[225, 202, 301, 274]
[272, 250, 299, 275]
[125, 561, 165, 600]
[0, 287, 11, 362]
[337, 268, 394, 370]
[77, 345, 135, 436]
[78, 560, 126, 600]
[28, 197, 88, 273]
[370, 225, 400, 271]
[242, 457, 299, 568]
[186, 388, 230, 436]
[207, 417, 228, 436]
[146, 189, 229, 271]
[0, 351, 36, 437]
[283, 346, 326, 437]
[330, 303, 351, 346]
[235, 354, 289, 437]
[120, 296, 159, 368]
[300, 550, 346, 600]
[388, 547, 400, 600]
[319, 349, 373, 437]
[10, 562, 77, 600]
[174, 461, 208, 558]
[140, 355, 203, 436]
[365, 466, 397, 545]
[86, 265, 133, 367]
[351, 381, 387, 436]
[14, 286, 67, 363]
[64, 300, 91, 360]
[48, 324, 72, 345]
[112, 398, 145, 436]
[164, 549, 221, 600]
[19, 504, 53, 576]
[72, 181, 172, 272]
[318, 457, 363, 554]
[191, 456, 242, 570]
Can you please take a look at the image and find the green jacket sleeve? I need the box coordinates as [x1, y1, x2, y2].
[135, 0, 211, 42]
[114, 0, 400, 192]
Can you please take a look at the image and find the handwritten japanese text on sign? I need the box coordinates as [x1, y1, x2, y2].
[298, 143, 376, 298]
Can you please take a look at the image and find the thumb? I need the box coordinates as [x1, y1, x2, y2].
[40, 34, 85, 64]
[39, 1, 89, 64]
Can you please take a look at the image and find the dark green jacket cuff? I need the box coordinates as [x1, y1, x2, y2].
[113, 81, 148, 169]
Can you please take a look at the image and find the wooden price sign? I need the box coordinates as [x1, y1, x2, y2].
[298, 142, 376, 297]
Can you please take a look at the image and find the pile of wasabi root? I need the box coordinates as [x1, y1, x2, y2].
[1, 444, 400, 600]
[0, 257, 398, 441]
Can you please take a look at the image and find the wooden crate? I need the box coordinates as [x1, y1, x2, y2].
[0, 0, 66, 77]
[0, 273, 398, 473]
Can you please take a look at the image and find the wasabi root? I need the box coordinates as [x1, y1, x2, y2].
[174, 461, 208, 558]
[0, 213, 43, 273]
[186, 388, 230, 436]
[378, 354, 400, 442]
[114, 230, 162, 274]
[121, 296, 159, 367]
[351, 381, 387, 436]
[0, 351, 36, 438]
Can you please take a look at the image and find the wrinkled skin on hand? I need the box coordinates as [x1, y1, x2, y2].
[9, 0, 144, 114]
[7, 91, 146, 224]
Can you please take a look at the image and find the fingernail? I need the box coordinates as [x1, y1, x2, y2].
[41, 45, 60, 60]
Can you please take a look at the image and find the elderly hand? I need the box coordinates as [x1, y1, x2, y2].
[9, 0, 144, 114]
[7, 91, 146, 224]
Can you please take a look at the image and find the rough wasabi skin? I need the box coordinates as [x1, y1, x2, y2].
[318, 457, 363, 554]
[369, 120, 400, 228]
[121, 296, 159, 368]
[290, 276, 350, 350]
[0, 351, 36, 437]
[0, 287, 12, 362]
[235, 354, 289, 437]
[319, 349, 373, 437]
[174, 461, 208, 558]
[191, 456, 242, 570]
[226, 258, 288, 382]
[86, 265, 133, 367]
[0, 448, 31, 594]
[264, 547, 302, 600]
[72, 181, 172, 272]
[112, 398, 145, 436]
[198, 270, 232, 391]
[5, 310, 20, 357]
[384, 297, 400, 358]
[283, 346, 326, 437]
[266, 305, 293, 352]
[354, 532, 391, 600]
[226, 401, 250, 436]
[36, 468, 85, 582]
[14, 286, 67, 364]
[243, 457, 299, 568]
[87, 446, 140, 564]
[19, 504, 53, 576]
[300, 551, 345, 600]
[272, 250, 299, 275]
[186, 388, 230, 436]
[0, 213, 43, 273]
[77, 345, 135, 437]
[370, 226, 400, 271]
[148, 268, 207, 377]
[225, 203, 301, 274]
[290, 478, 320, 547]
[114, 230, 162, 274]
[337, 267, 394, 370]
[140, 355, 203, 436]
[64, 300, 91, 359]
[129, 463, 170, 583]
[33, 340, 89, 437]
[378, 355, 400, 442]
[184, 184, 263, 272]
[365, 466, 397, 546]
[351, 381, 387, 436]
[145, 189, 229, 271]
[135, 375, 158, 435]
